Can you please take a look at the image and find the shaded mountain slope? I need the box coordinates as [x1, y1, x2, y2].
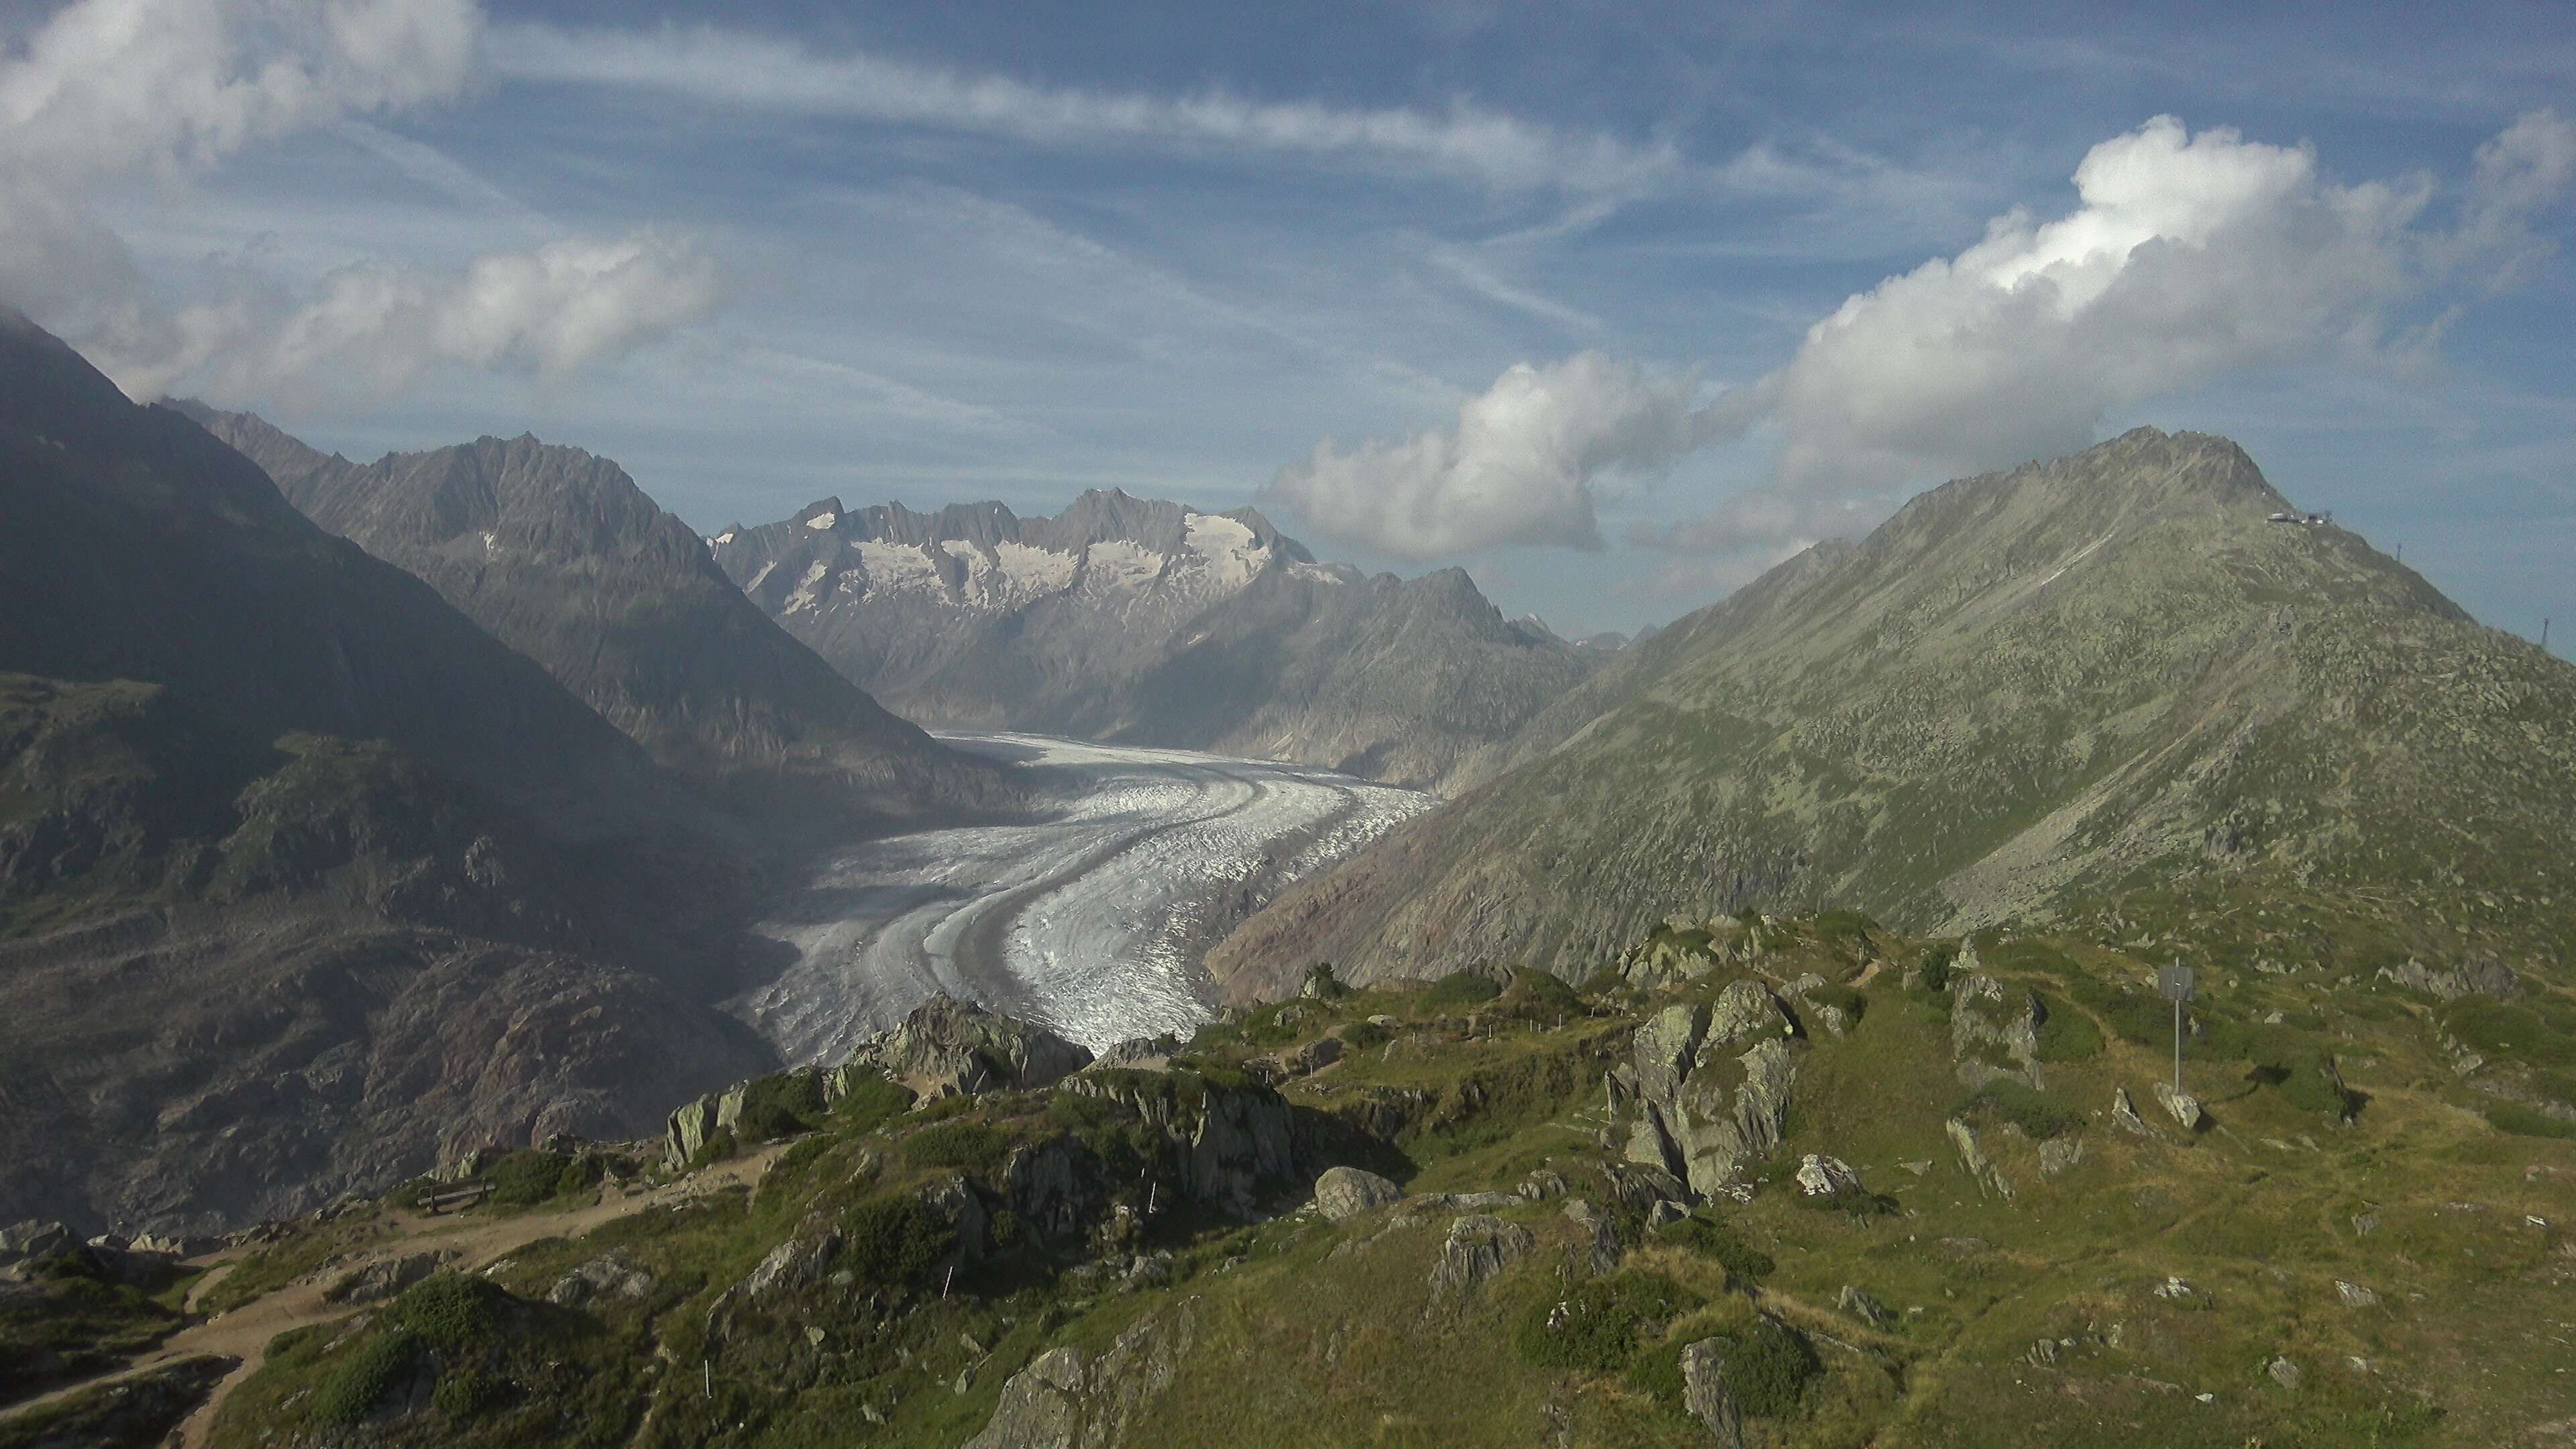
[0, 314, 773, 1232]
[1211, 427, 2576, 998]
[712, 493, 1593, 791]
[178, 406, 1007, 816]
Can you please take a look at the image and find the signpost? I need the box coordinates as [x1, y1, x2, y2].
[2159, 961, 2196, 1094]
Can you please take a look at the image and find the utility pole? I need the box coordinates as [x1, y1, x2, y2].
[2544, 618, 2553, 654]
[2159, 961, 2196, 1095]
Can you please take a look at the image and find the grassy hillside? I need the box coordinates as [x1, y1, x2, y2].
[1210, 429, 2576, 997]
[34, 904, 2558, 1448]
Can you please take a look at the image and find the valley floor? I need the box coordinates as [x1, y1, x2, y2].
[724, 733, 1433, 1058]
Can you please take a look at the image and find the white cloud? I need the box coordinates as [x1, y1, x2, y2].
[490, 21, 1680, 196]
[0, 0, 720, 405]
[1623, 110, 2576, 591]
[1261, 352, 1745, 560]
[1761, 111, 2575, 497]
[99, 230, 722, 406]
[0, 0, 481, 182]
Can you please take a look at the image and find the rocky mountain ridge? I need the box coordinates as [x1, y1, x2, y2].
[177, 405, 1009, 819]
[712, 491, 1597, 791]
[0, 315, 801, 1234]
[1210, 427, 2576, 998]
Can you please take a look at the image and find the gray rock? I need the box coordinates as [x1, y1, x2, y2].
[2378, 956, 2518, 1001]
[548, 1252, 657, 1307]
[1679, 1339, 1748, 1449]
[324, 1249, 453, 1305]
[1562, 1199, 1625, 1277]
[1837, 1284, 1894, 1328]
[2335, 1280, 2380, 1309]
[1516, 1169, 1569, 1202]
[1952, 975, 2044, 1088]
[2112, 1087, 2153, 1136]
[1945, 1118, 2012, 1200]
[0, 1220, 70, 1265]
[1314, 1166, 1404, 1222]
[2029, 1336, 2061, 1366]
[858, 994, 1093, 1099]
[1426, 1214, 1536, 1310]
[1795, 1154, 1862, 1197]
[2039, 1137, 2084, 1177]
[1647, 1199, 1689, 1227]
[2153, 1081, 2204, 1131]
[2268, 1356, 2302, 1391]
[964, 1297, 1201, 1449]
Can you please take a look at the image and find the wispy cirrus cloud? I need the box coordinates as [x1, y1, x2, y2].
[0, 0, 721, 408]
[488, 21, 1684, 197]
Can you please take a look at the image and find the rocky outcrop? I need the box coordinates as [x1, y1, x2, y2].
[1795, 1154, 1862, 1198]
[2377, 957, 2518, 1001]
[1837, 1285, 1894, 1328]
[857, 995, 1093, 1099]
[2112, 1087, 2153, 1136]
[1610, 981, 1801, 1200]
[1951, 975, 2044, 1089]
[1061, 1068, 1298, 1219]
[2153, 1081, 2205, 1131]
[1426, 1214, 1536, 1311]
[1945, 1118, 2012, 1201]
[1314, 1166, 1403, 1223]
[547, 1252, 657, 1308]
[1680, 1339, 1749, 1449]
[324, 1249, 455, 1305]
[964, 1297, 1201, 1449]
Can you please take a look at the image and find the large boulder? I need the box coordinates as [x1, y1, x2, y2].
[1426, 1214, 1535, 1311]
[965, 1299, 1200, 1449]
[1951, 975, 2044, 1089]
[1680, 1339, 1749, 1449]
[859, 994, 1093, 1099]
[1613, 983, 1802, 1200]
[1314, 1166, 1403, 1222]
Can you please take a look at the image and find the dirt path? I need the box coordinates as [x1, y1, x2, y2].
[1, 1144, 789, 1447]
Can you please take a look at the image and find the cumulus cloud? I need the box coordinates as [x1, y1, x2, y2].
[492, 21, 1679, 196]
[1260, 352, 1748, 560]
[0, 0, 482, 182]
[93, 231, 722, 407]
[1619, 110, 2576, 584]
[0, 0, 718, 405]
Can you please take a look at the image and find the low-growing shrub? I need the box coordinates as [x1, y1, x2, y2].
[686, 1129, 738, 1172]
[315, 1329, 419, 1426]
[899, 1119, 1010, 1174]
[1428, 970, 1504, 1010]
[1302, 963, 1352, 1000]
[1654, 1215, 1775, 1281]
[487, 1149, 580, 1208]
[432, 1366, 506, 1420]
[2484, 1103, 2576, 1140]
[1703, 1318, 1821, 1415]
[2032, 991, 2102, 1061]
[1803, 982, 1866, 1024]
[1955, 1079, 2082, 1140]
[830, 1073, 914, 1135]
[386, 1273, 508, 1351]
[1509, 969, 1579, 1010]
[1918, 943, 1958, 993]
[736, 1071, 828, 1141]
[1513, 1271, 1703, 1373]
[840, 1194, 953, 1288]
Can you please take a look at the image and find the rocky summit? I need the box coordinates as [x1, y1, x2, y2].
[179, 405, 1011, 819]
[710, 492, 1597, 790]
[1212, 428, 2576, 1000]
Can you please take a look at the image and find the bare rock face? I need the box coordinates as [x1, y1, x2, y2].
[2153, 1081, 2206, 1131]
[965, 1297, 1201, 1449]
[1951, 975, 2045, 1089]
[1315, 1166, 1404, 1222]
[1680, 1339, 1749, 1449]
[1611, 983, 1801, 1200]
[547, 1252, 657, 1308]
[2112, 1087, 2154, 1136]
[324, 1249, 455, 1305]
[1946, 1118, 2013, 1201]
[2377, 956, 2519, 1001]
[1426, 1214, 1536, 1311]
[1795, 1154, 1862, 1198]
[857, 995, 1093, 1099]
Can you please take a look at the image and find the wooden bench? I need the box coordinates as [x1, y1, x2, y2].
[415, 1181, 494, 1216]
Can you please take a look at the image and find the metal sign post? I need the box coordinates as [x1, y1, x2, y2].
[2159, 961, 2196, 1094]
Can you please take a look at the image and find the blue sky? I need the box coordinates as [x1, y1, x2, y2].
[4, 1, 2571, 641]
